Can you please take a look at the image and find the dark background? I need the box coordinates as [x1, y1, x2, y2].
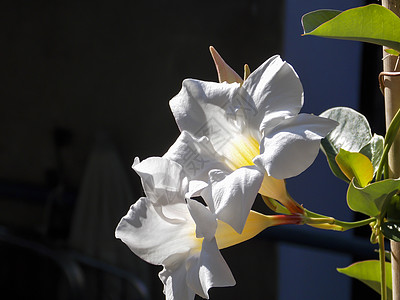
[0, 0, 388, 299]
[1, 1, 284, 299]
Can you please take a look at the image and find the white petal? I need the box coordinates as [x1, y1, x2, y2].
[163, 131, 230, 181]
[170, 79, 240, 135]
[187, 199, 217, 240]
[199, 182, 215, 213]
[170, 80, 251, 156]
[254, 114, 338, 179]
[115, 198, 199, 266]
[133, 157, 188, 205]
[159, 253, 196, 300]
[186, 180, 209, 198]
[206, 166, 264, 233]
[241, 55, 304, 132]
[186, 238, 235, 299]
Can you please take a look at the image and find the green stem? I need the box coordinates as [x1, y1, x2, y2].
[303, 209, 336, 219]
[384, 161, 389, 180]
[379, 229, 387, 300]
[304, 209, 375, 231]
[334, 217, 376, 231]
[377, 143, 391, 181]
[376, 107, 400, 181]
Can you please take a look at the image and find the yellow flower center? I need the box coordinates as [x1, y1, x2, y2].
[223, 134, 260, 170]
[220, 133, 298, 212]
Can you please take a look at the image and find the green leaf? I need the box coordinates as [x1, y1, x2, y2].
[347, 178, 400, 217]
[320, 107, 372, 182]
[383, 195, 400, 241]
[335, 149, 373, 187]
[302, 10, 341, 33]
[360, 134, 385, 176]
[375, 108, 400, 181]
[385, 108, 400, 155]
[387, 194, 400, 222]
[385, 49, 400, 56]
[302, 4, 400, 52]
[382, 221, 400, 242]
[337, 260, 392, 298]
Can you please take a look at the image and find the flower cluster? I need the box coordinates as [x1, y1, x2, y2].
[115, 47, 338, 300]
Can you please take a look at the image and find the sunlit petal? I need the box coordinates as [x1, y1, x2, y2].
[187, 199, 217, 240]
[170, 79, 240, 138]
[205, 165, 264, 233]
[186, 238, 235, 299]
[186, 180, 209, 198]
[133, 157, 188, 205]
[115, 198, 199, 266]
[159, 253, 195, 300]
[242, 55, 304, 131]
[163, 130, 230, 181]
[254, 114, 338, 179]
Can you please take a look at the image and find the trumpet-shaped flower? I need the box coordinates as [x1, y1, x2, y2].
[167, 54, 337, 219]
[116, 197, 235, 300]
[116, 156, 303, 300]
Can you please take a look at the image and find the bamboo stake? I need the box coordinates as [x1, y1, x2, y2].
[381, 1, 400, 299]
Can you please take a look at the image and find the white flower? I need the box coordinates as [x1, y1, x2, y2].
[167, 54, 337, 219]
[116, 197, 235, 300]
[117, 157, 235, 299]
[116, 156, 293, 299]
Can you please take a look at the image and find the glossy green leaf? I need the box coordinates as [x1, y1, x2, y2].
[385, 108, 400, 156]
[347, 178, 400, 217]
[375, 108, 400, 181]
[387, 194, 400, 222]
[320, 107, 372, 182]
[385, 49, 400, 56]
[302, 10, 341, 33]
[335, 149, 373, 187]
[337, 260, 392, 298]
[360, 134, 384, 176]
[302, 4, 400, 52]
[382, 221, 400, 242]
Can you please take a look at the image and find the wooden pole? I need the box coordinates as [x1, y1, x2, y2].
[381, 1, 400, 299]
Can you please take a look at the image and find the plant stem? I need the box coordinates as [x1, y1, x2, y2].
[382, 1, 400, 299]
[376, 107, 400, 181]
[379, 230, 387, 300]
[304, 209, 375, 231]
[334, 217, 376, 231]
